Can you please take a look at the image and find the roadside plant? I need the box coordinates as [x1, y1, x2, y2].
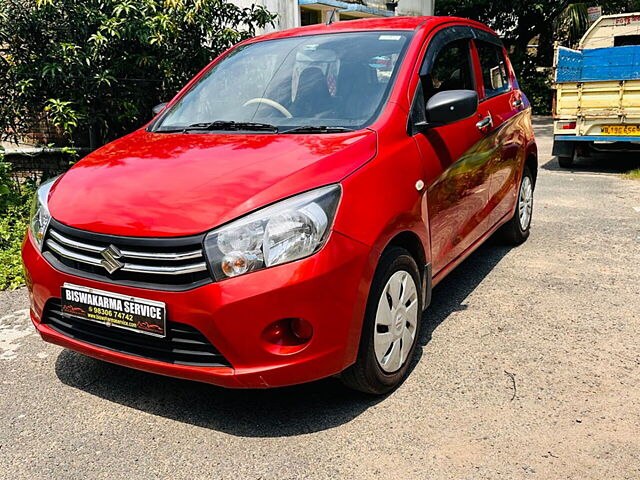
[0, 149, 36, 290]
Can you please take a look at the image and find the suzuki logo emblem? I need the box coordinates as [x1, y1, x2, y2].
[100, 245, 124, 274]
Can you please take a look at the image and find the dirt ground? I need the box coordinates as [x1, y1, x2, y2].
[1, 117, 639, 480]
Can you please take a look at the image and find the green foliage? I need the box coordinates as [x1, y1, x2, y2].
[435, 1, 572, 114]
[0, 150, 36, 290]
[435, 0, 569, 47]
[554, 3, 589, 48]
[45, 99, 83, 135]
[518, 64, 553, 115]
[436, 0, 640, 49]
[623, 168, 640, 180]
[0, 0, 276, 145]
[435, 0, 640, 114]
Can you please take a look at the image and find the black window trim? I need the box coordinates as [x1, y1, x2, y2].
[422, 37, 476, 100]
[417, 25, 512, 104]
[419, 25, 502, 78]
[409, 24, 485, 134]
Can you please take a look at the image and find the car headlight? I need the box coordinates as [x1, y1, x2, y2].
[29, 176, 59, 250]
[204, 185, 341, 280]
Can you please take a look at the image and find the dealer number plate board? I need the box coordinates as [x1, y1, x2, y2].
[61, 283, 166, 337]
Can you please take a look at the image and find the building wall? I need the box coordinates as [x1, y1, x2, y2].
[233, 0, 302, 32]
[396, 0, 433, 18]
[235, 0, 433, 33]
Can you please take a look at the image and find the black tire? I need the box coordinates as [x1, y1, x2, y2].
[558, 144, 578, 168]
[495, 165, 534, 245]
[558, 155, 574, 168]
[340, 247, 422, 395]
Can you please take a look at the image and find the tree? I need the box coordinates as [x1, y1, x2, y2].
[436, 0, 640, 66]
[0, 0, 275, 147]
[555, 2, 640, 47]
[554, 3, 590, 48]
[435, 1, 640, 113]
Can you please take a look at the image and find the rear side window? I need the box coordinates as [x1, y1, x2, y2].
[476, 41, 510, 98]
[425, 39, 474, 100]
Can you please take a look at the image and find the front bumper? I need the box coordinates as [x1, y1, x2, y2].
[23, 230, 375, 388]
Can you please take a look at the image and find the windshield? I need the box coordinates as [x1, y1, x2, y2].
[152, 31, 412, 133]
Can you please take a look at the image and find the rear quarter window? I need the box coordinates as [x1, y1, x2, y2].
[476, 41, 510, 98]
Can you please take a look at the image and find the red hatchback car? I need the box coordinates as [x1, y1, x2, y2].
[23, 16, 536, 394]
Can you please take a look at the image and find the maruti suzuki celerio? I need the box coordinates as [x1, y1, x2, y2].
[23, 16, 537, 394]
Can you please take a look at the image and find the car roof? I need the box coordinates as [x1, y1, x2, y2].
[246, 16, 495, 44]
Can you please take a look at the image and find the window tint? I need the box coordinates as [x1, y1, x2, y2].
[426, 39, 474, 100]
[154, 32, 412, 131]
[476, 41, 510, 98]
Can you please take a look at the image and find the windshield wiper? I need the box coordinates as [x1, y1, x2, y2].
[281, 125, 355, 134]
[157, 120, 278, 133]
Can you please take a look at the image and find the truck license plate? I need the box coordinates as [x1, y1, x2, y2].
[601, 125, 640, 136]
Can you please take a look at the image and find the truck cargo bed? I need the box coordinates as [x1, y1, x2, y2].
[554, 45, 640, 141]
[555, 79, 640, 118]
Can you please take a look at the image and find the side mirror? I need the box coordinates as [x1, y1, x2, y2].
[152, 102, 168, 116]
[422, 90, 478, 129]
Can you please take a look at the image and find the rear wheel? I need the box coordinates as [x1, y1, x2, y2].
[496, 165, 534, 245]
[558, 155, 574, 168]
[558, 145, 577, 168]
[340, 247, 422, 395]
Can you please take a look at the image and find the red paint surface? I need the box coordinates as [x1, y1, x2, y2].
[48, 130, 376, 237]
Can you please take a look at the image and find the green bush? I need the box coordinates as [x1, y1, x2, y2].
[0, 0, 276, 146]
[0, 153, 35, 290]
[518, 63, 553, 116]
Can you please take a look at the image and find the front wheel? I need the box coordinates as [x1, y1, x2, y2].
[340, 247, 422, 395]
[495, 165, 534, 245]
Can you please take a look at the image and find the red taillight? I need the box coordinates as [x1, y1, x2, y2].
[562, 122, 577, 130]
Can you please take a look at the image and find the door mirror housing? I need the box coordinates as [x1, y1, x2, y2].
[152, 102, 168, 116]
[418, 90, 478, 130]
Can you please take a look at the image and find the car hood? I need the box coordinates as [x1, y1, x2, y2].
[48, 129, 376, 237]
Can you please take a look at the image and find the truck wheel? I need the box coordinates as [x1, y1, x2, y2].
[496, 165, 534, 245]
[558, 145, 577, 168]
[340, 247, 422, 395]
[558, 155, 574, 168]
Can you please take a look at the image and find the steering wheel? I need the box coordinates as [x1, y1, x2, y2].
[243, 98, 293, 119]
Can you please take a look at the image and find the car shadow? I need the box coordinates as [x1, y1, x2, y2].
[55, 349, 385, 437]
[55, 242, 512, 438]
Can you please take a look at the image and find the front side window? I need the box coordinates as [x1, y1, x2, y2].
[153, 31, 412, 132]
[425, 39, 474, 100]
[475, 41, 510, 98]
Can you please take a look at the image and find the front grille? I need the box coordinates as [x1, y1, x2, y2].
[43, 299, 231, 367]
[43, 219, 212, 291]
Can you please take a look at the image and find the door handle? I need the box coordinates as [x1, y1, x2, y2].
[476, 113, 493, 131]
[513, 99, 523, 108]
